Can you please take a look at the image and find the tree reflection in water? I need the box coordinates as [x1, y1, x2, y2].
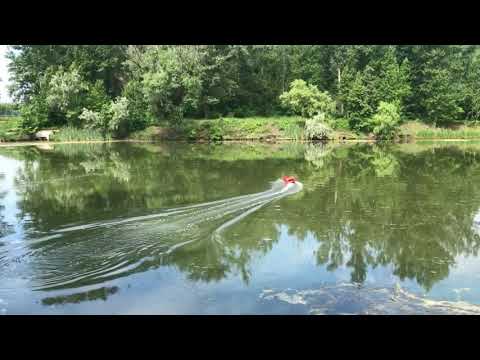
[2, 141, 480, 299]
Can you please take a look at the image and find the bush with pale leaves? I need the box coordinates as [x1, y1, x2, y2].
[304, 114, 333, 140]
[79, 108, 102, 129]
[108, 97, 129, 132]
[79, 97, 130, 135]
[45, 67, 88, 114]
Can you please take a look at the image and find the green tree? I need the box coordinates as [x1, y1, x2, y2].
[196, 45, 239, 118]
[44, 65, 89, 125]
[339, 46, 411, 131]
[399, 45, 466, 123]
[279, 79, 335, 118]
[371, 47, 411, 110]
[369, 101, 402, 139]
[125, 45, 205, 125]
[7, 45, 127, 102]
[7, 45, 480, 133]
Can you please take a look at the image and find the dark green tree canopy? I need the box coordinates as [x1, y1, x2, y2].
[7, 45, 480, 134]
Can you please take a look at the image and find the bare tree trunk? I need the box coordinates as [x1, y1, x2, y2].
[203, 101, 209, 119]
[337, 67, 344, 114]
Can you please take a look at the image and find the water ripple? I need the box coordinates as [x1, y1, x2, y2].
[0, 179, 302, 291]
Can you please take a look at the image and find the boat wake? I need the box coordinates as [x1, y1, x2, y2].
[0, 179, 302, 291]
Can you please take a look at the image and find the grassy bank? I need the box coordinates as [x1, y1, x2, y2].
[129, 116, 362, 142]
[51, 126, 110, 142]
[5, 116, 480, 143]
[399, 121, 480, 140]
[0, 117, 24, 141]
[0, 119, 110, 142]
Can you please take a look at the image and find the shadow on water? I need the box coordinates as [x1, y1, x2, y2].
[2, 141, 480, 312]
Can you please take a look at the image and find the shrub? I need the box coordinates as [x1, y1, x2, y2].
[186, 119, 225, 141]
[79, 97, 130, 137]
[304, 113, 333, 140]
[333, 117, 350, 131]
[187, 127, 198, 140]
[369, 101, 401, 139]
[20, 99, 50, 133]
[233, 106, 256, 118]
[79, 108, 103, 129]
[122, 79, 151, 132]
[108, 97, 130, 136]
[208, 119, 224, 141]
[279, 79, 335, 118]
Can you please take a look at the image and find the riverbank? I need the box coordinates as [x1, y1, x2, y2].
[128, 116, 362, 141]
[130, 118, 480, 142]
[398, 120, 480, 140]
[3, 116, 480, 143]
[0, 116, 23, 141]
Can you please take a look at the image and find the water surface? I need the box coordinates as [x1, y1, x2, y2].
[1, 141, 480, 314]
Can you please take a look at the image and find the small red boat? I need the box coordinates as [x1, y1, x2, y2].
[282, 176, 297, 184]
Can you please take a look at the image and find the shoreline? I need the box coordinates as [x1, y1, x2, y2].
[5, 118, 480, 146]
[2, 137, 480, 147]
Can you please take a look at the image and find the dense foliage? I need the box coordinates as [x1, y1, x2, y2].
[368, 101, 401, 139]
[6, 45, 480, 138]
[279, 79, 335, 118]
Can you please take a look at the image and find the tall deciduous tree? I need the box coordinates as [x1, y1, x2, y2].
[7, 44, 480, 134]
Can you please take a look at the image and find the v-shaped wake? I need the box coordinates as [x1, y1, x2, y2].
[0, 178, 302, 290]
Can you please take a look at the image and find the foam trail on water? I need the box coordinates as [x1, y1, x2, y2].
[49, 179, 302, 236]
[212, 180, 303, 241]
[0, 178, 302, 290]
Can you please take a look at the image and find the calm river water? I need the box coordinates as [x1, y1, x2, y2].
[1, 141, 480, 314]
